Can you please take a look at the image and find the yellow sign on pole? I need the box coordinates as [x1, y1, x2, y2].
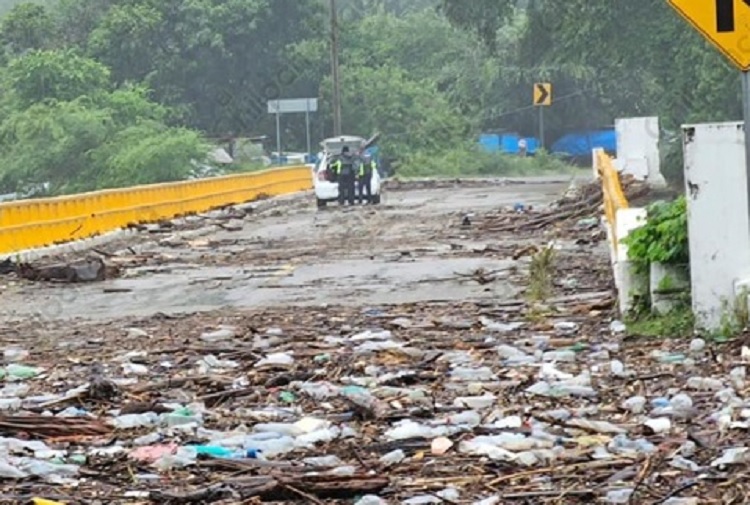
[667, 0, 750, 70]
[533, 83, 552, 106]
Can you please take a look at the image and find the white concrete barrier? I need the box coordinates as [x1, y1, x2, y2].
[615, 116, 667, 188]
[683, 122, 750, 332]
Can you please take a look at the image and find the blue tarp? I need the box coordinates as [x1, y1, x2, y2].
[550, 129, 616, 157]
[479, 133, 539, 155]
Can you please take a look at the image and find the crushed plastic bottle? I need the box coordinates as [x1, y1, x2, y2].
[153, 446, 198, 470]
[379, 449, 405, 466]
[643, 417, 671, 434]
[255, 352, 294, 367]
[0, 398, 21, 411]
[354, 496, 387, 505]
[481, 318, 524, 333]
[542, 350, 576, 363]
[609, 320, 626, 335]
[200, 326, 236, 343]
[669, 456, 701, 471]
[5, 364, 41, 380]
[621, 396, 646, 414]
[656, 353, 686, 364]
[686, 377, 723, 391]
[605, 488, 634, 504]
[384, 419, 448, 440]
[496, 345, 531, 360]
[608, 435, 656, 456]
[189, 445, 262, 459]
[3, 349, 28, 362]
[450, 366, 496, 382]
[609, 360, 626, 377]
[730, 366, 746, 389]
[453, 394, 496, 410]
[661, 498, 699, 505]
[113, 413, 160, 429]
[689, 338, 706, 354]
[526, 381, 597, 398]
[303, 455, 342, 467]
[553, 321, 579, 336]
[444, 410, 482, 426]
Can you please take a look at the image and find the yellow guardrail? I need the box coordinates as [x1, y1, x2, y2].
[0, 165, 313, 255]
[595, 150, 629, 252]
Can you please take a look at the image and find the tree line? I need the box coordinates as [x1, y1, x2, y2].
[0, 0, 736, 194]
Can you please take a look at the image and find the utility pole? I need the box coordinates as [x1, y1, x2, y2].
[330, 0, 342, 136]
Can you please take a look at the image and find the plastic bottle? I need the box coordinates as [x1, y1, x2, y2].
[621, 396, 646, 414]
[605, 489, 634, 504]
[687, 377, 723, 391]
[113, 413, 159, 429]
[496, 345, 529, 359]
[189, 445, 262, 459]
[379, 449, 405, 466]
[0, 398, 21, 411]
[689, 338, 706, 354]
[445, 410, 482, 426]
[610, 360, 626, 377]
[542, 350, 576, 363]
[553, 321, 579, 336]
[354, 496, 387, 505]
[6, 364, 40, 380]
[730, 367, 746, 389]
[303, 455, 342, 467]
[450, 367, 496, 381]
[21, 459, 79, 478]
[153, 447, 197, 470]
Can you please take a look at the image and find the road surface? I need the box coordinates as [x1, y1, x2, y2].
[0, 175, 732, 504]
[1, 176, 585, 322]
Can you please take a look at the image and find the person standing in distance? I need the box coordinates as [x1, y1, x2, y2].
[333, 145, 356, 205]
[357, 153, 376, 204]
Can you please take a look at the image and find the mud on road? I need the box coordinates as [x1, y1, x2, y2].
[0, 175, 737, 504]
[1, 177, 581, 322]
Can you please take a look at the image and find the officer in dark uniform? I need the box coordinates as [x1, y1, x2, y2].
[333, 146, 356, 205]
[357, 154, 376, 204]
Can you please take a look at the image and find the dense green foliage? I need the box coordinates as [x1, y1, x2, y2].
[623, 196, 689, 269]
[0, 0, 739, 193]
[439, 0, 741, 183]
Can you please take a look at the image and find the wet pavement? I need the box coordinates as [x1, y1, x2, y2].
[1, 177, 576, 322]
[2, 175, 738, 504]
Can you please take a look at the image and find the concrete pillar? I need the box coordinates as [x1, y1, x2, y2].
[683, 122, 750, 332]
[614, 207, 648, 315]
[615, 117, 667, 187]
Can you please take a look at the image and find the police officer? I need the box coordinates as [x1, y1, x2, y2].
[357, 154, 376, 204]
[333, 146, 356, 205]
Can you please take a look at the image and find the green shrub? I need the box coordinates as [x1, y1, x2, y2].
[397, 144, 577, 177]
[622, 195, 689, 270]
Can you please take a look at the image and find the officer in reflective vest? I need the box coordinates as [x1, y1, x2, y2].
[357, 156, 376, 204]
[333, 146, 356, 205]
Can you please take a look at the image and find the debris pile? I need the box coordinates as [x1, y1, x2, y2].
[0, 294, 744, 504]
[476, 178, 650, 236]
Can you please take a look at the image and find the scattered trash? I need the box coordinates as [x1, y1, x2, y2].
[1, 177, 739, 502]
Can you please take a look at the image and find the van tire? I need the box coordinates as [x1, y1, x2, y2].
[317, 198, 327, 209]
[371, 194, 381, 205]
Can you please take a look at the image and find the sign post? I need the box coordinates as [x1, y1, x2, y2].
[533, 83, 552, 148]
[305, 101, 312, 156]
[267, 98, 319, 164]
[667, 0, 750, 227]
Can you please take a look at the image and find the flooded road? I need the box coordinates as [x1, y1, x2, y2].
[1, 176, 583, 322]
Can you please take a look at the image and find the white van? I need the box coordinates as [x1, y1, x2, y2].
[312, 135, 381, 209]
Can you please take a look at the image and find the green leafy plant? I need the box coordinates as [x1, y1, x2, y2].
[622, 196, 689, 272]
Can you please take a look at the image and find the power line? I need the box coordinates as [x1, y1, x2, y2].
[489, 90, 586, 120]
